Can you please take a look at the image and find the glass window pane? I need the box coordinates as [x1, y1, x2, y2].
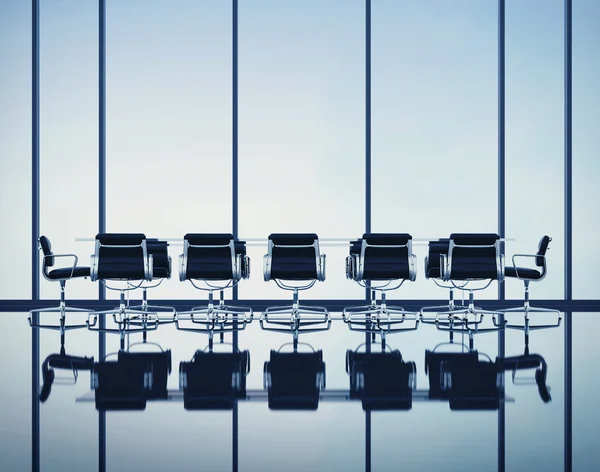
[573, 313, 600, 470]
[0, 1, 32, 299]
[106, 0, 232, 300]
[372, 0, 498, 300]
[39, 0, 98, 301]
[238, 0, 365, 300]
[505, 0, 564, 300]
[573, 1, 600, 299]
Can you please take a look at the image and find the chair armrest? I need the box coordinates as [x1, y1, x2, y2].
[409, 254, 417, 282]
[48, 253, 79, 279]
[167, 256, 172, 279]
[511, 253, 545, 280]
[499, 253, 505, 282]
[441, 254, 449, 282]
[90, 254, 97, 281]
[244, 255, 251, 279]
[145, 254, 153, 282]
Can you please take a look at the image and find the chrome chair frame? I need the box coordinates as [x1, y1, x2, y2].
[435, 236, 505, 349]
[88, 236, 159, 344]
[260, 235, 330, 345]
[29, 237, 96, 332]
[176, 235, 252, 335]
[343, 236, 419, 335]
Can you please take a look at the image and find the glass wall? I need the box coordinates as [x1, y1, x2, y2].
[39, 0, 98, 301]
[238, 0, 365, 301]
[0, 0, 31, 299]
[573, 1, 600, 299]
[106, 0, 232, 300]
[372, 0, 498, 300]
[505, 0, 564, 300]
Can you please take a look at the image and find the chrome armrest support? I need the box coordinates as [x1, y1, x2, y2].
[90, 254, 98, 282]
[146, 254, 153, 282]
[409, 253, 417, 281]
[511, 254, 547, 281]
[179, 254, 186, 281]
[263, 253, 271, 282]
[318, 254, 326, 282]
[45, 253, 79, 280]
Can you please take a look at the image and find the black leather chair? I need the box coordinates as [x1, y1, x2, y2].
[437, 233, 505, 349]
[496, 236, 561, 340]
[91, 356, 154, 411]
[343, 233, 418, 336]
[29, 235, 95, 332]
[89, 233, 158, 344]
[39, 349, 94, 403]
[179, 350, 249, 410]
[260, 233, 330, 342]
[346, 349, 416, 411]
[117, 347, 172, 400]
[420, 238, 469, 322]
[176, 233, 252, 335]
[127, 239, 175, 321]
[264, 349, 325, 410]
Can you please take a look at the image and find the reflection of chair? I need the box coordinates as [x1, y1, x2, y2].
[39, 351, 94, 403]
[180, 350, 249, 410]
[442, 355, 501, 410]
[343, 234, 418, 337]
[424, 342, 478, 399]
[260, 234, 330, 348]
[89, 233, 158, 346]
[495, 236, 561, 341]
[501, 353, 551, 403]
[346, 349, 416, 411]
[29, 235, 95, 332]
[177, 233, 252, 336]
[437, 233, 505, 349]
[117, 345, 172, 400]
[91, 357, 153, 411]
[264, 349, 325, 410]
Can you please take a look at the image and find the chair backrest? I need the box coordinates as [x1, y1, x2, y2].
[424, 238, 450, 279]
[447, 233, 501, 281]
[359, 233, 413, 281]
[181, 233, 236, 281]
[146, 239, 171, 279]
[39, 235, 55, 267]
[266, 233, 322, 281]
[536, 235, 552, 267]
[93, 233, 149, 281]
[117, 350, 172, 399]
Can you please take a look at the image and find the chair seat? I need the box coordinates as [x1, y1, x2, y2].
[504, 266, 543, 280]
[47, 266, 91, 280]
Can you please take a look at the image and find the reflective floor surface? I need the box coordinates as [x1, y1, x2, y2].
[1, 311, 599, 472]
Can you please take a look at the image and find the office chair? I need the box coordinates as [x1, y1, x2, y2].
[264, 347, 326, 410]
[116, 343, 172, 400]
[176, 233, 252, 337]
[260, 233, 330, 347]
[88, 233, 159, 347]
[343, 233, 418, 338]
[127, 239, 176, 327]
[346, 347, 416, 411]
[420, 238, 470, 325]
[494, 236, 561, 343]
[437, 233, 505, 349]
[180, 348, 250, 410]
[424, 341, 479, 399]
[29, 235, 96, 332]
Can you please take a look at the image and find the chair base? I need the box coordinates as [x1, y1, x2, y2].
[89, 307, 160, 335]
[260, 304, 331, 335]
[176, 303, 252, 334]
